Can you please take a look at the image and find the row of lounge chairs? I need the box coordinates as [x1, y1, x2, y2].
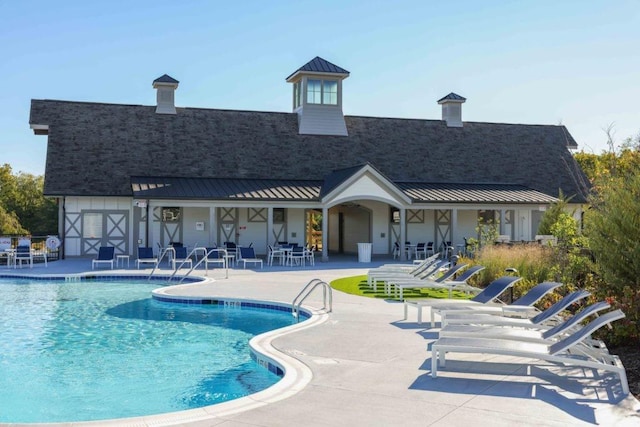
[368, 257, 630, 395]
[91, 246, 264, 270]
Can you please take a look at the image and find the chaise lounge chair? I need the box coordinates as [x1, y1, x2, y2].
[403, 275, 522, 325]
[430, 309, 630, 395]
[238, 246, 263, 269]
[436, 281, 563, 326]
[367, 254, 440, 290]
[440, 289, 590, 328]
[136, 247, 158, 269]
[388, 263, 475, 299]
[92, 246, 115, 270]
[438, 300, 612, 343]
[171, 246, 193, 269]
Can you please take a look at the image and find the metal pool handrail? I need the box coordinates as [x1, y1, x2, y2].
[291, 278, 332, 321]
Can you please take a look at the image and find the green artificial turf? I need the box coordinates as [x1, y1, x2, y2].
[330, 275, 476, 300]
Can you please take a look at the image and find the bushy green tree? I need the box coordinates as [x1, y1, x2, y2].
[584, 168, 640, 343]
[0, 163, 57, 235]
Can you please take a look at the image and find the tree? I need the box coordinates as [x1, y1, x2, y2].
[584, 164, 640, 343]
[0, 163, 58, 235]
[537, 190, 574, 236]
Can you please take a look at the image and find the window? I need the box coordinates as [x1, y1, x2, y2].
[323, 80, 338, 105]
[306, 78, 338, 105]
[162, 207, 181, 222]
[83, 213, 102, 238]
[307, 79, 322, 104]
[390, 207, 400, 223]
[478, 210, 496, 224]
[273, 208, 285, 223]
[293, 81, 302, 108]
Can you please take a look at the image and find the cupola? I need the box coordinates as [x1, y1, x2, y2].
[286, 57, 350, 136]
[153, 74, 179, 114]
[437, 92, 466, 127]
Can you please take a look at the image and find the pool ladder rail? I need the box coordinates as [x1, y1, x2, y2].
[292, 278, 332, 321]
[147, 246, 229, 283]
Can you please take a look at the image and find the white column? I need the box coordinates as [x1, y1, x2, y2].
[500, 209, 506, 235]
[451, 208, 458, 250]
[209, 207, 217, 246]
[267, 207, 274, 247]
[322, 207, 329, 262]
[400, 208, 407, 260]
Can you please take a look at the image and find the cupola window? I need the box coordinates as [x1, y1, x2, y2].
[307, 79, 338, 105]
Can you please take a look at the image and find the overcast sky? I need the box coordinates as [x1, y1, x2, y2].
[1, 0, 638, 175]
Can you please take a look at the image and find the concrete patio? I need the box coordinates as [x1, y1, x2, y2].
[2, 257, 639, 426]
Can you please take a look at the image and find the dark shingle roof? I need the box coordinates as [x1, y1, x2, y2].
[437, 92, 466, 103]
[285, 57, 350, 81]
[153, 74, 179, 84]
[30, 100, 589, 202]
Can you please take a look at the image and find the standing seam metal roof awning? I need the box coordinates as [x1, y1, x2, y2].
[131, 177, 558, 204]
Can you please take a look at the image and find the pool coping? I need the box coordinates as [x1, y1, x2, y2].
[0, 273, 328, 427]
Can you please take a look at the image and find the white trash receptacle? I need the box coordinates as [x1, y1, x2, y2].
[357, 242, 372, 263]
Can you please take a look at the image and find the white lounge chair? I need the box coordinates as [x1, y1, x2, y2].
[436, 281, 564, 327]
[403, 276, 522, 325]
[238, 247, 263, 269]
[387, 263, 471, 299]
[441, 289, 590, 328]
[430, 309, 630, 395]
[92, 246, 114, 270]
[391, 264, 486, 299]
[136, 247, 158, 269]
[439, 301, 611, 343]
[370, 256, 445, 293]
[204, 247, 227, 271]
[171, 246, 193, 270]
[367, 253, 440, 286]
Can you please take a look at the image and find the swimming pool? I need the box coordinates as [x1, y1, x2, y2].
[0, 276, 302, 423]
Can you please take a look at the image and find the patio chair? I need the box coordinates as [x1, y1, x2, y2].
[439, 300, 612, 343]
[427, 280, 564, 328]
[415, 242, 426, 259]
[15, 244, 33, 268]
[440, 289, 591, 328]
[0, 236, 12, 266]
[268, 245, 285, 266]
[92, 246, 115, 270]
[305, 245, 315, 266]
[368, 255, 444, 292]
[403, 275, 522, 325]
[136, 247, 158, 269]
[430, 309, 630, 395]
[171, 246, 193, 269]
[434, 281, 563, 323]
[204, 248, 227, 271]
[289, 245, 306, 266]
[387, 263, 471, 299]
[392, 242, 401, 259]
[238, 246, 263, 269]
[14, 238, 33, 268]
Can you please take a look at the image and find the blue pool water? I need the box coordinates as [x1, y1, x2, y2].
[0, 277, 297, 423]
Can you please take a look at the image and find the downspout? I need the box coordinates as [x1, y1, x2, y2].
[145, 203, 150, 246]
[59, 196, 65, 259]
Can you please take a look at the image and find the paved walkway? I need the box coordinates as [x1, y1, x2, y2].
[2, 258, 639, 426]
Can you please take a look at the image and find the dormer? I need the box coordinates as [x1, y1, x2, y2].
[437, 92, 466, 128]
[286, 57, 350, 136]
[153, 74, 179, 115]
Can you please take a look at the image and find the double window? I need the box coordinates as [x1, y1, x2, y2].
[306, 79, 338, 105]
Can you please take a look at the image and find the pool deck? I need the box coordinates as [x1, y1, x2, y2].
[2, 258, 640, 427]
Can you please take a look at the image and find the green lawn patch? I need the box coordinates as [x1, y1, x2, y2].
[330, 275, 475, 300]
